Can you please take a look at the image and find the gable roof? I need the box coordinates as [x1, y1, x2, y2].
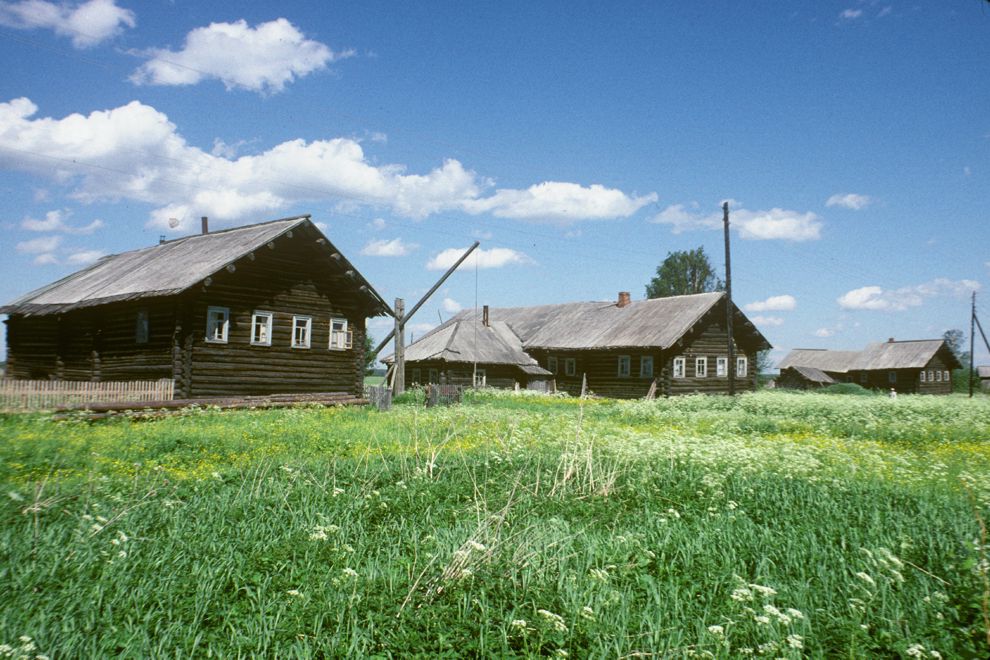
[786, 365, 836, 384]
[978, 366, 990, 379]
[778, 339, 961, 373]
[390, 292, 770, 363]
[1, 215, 391, 317]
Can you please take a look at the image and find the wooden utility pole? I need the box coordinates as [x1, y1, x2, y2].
[723, 201, 735, 396]
[971, 292, 977, 398]
[394, 298, 405, 396]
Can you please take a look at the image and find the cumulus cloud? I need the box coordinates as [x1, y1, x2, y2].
[441, 297, 462, 313]
[427, 247, 532, 271]
[464, 181, 657, 223]
[131, 18, 349, 93]
[0, 0, 134, 48]
[751, 315, 784, 327]
[360, 238, 415, 257]
[66, 248, 104, 264]
[826, 193, 872, 210]
[651, 202, 822, 242]
[21, 209, 103, 234]
[0, 97, 655, 231]
[744, 295, 796, 312]
[16, 235, 61, 254]
[814, 327, 835, 338]
[839, 9, 863, 20]
[837, 278, 980, 311]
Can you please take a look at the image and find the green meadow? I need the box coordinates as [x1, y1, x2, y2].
[2, 390, 990, 658]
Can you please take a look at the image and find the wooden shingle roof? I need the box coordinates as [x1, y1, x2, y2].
[1, 215, 391, 317]
[778, 339, 961, 373]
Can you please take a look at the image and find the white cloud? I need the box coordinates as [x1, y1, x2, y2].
[131, 18, 349, 93]
[16, 235, 61, 254]
[814, 327, 835, 338]
[441, 297, 462, 313]
[370, 218, 386, 230]
[751, 315, 784, 327]
[651, 203, 822, 242]
[427, 247, 532, 271]
[66, 248, 104, 264]
[32, 253, 58, 265]
[465, 181, 657, 223]
[0, 0, 134, 48]
[0, 97, 655, 232]
[407, 322, 435, 339]
[744, 295, 796, 312]
[826, 193, 872, 210]
[839, 9, 863, 20]
[837, 278, 980, 311]
[21, 209, 103, 234]
[360, 238, 415, 257]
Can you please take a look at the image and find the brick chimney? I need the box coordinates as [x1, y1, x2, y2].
[617, 291, 631, 308]
[482, 305, 490, 327]
[201, 216, 209, 235]
[888, 337, 895, 343]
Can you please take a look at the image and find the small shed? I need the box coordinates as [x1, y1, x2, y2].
[776, 365, 836, 389]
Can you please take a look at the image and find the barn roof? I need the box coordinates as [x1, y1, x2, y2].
[787, 365, 836, 384]
[389, 292, 770, 363]
[1, 215, 391, 317]
[978, 366, 990, 379]
[778, 339, 960, 373]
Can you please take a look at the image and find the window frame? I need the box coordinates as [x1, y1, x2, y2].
[716, 356, 727, 377]
[640, 356, 654, 378]
[135, 308, 149, 344]
[673, 356, 686, 379]
[696, 356, 708, 378]
[920, 370, 927, 383]
[205, 306, 230, 344]
[736, 356, 748, 378]
[250, 310, 274, 347]
[291, 315, 312, 349]
[474, 368, 487, 387]
[547, 356, 558, 374]
[429, 368, 439, 384]
[329, 317, 352, 350]
[617, 355, 631, 378]
[411, 368, 421, 384]
[889, 370, 898, 384]
[943, 370, 951, 382]
[564, 358, 576, 377]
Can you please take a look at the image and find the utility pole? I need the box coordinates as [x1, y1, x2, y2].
[723, 201, 735, 396]
[971, 292, 976, 398]
[394, 298, 405, 396]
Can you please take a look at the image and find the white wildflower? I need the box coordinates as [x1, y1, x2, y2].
[342, 567, 359, 578]
[906, 644, 925, 658]
[589, 567, 610, 582]
[785, 607, 805, 620]
[554, 650, 568, 658]
[731, 586, 753, 602]
[707, 624, 724, 636]
[855, 571, 876, 587]
[468, 540, 486, 552]
[287, 589, 303, 597]
[786, 634, 803, 649]
[580, 606, 595, 620]
[510, 619, 528, 630]
[332, 487, 345, 496]
[538, 609, 568, 633]
[754, 615, 770, 625]
[749, 583, 777, 597]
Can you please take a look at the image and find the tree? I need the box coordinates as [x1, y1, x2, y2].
[646, 247, 724, 299]
[943, 329, 971, 393]
[364, 334, 377, 376]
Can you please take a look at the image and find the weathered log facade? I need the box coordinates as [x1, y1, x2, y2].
[2, 216, 390, 398]
[392, 292, 769, 399]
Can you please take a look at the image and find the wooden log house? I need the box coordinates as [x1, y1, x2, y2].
[777, 338, 961, 394]
[387, 291, 771, 398]
[1, 215, 391, 398]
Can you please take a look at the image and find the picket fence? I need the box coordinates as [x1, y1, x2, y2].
[0, 378, 175, 412]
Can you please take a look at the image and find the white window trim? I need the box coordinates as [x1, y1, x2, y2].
[696, 356, 708, 378]
[920, 370, 927, 383]
[716, 356, 727, 377]
[329, 317, 352, 350]
[640, 356, 654, 378]
[944, 370, 951, 382]
[617, 355, 631, 378]
[206, 306, 230, 343]
[673, 356, 686, 379]
[251, 311, 273, 346]
[736, 356, 748, 378]
[474, 368, 486, 387]
[564, 358, 576, 377]
[934, 370, 942, 382]
[292, 315, 312, 349]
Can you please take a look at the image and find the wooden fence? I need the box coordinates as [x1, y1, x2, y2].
[364, 383, 392, 411]
[0, 378, 175, 412]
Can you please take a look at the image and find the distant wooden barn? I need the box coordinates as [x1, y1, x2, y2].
[387, 291, 771, 398]
[777, 338, 961, 394]
[1, 216, 391, 398]
[978, 366, 990, 392]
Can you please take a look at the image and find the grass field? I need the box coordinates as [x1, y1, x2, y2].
[2, 390, 990, 657]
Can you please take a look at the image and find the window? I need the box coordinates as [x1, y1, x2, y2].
[673, 357, 686, 378]
[935, 370, 942, 382]
[716, 357, 727, 377]
[617, 355, 631, 378]
[889, 371, 897, 384]
[927, 370, 934, 382]
[135, 309, 149, 344]
[329, 317, 352, 350]
[474, 368, 486, 387]
[251, 311, 273, 346]
[206, 306, 229, 343]
[696, 356, 708, 378]
[920, 370, 927, 383]
[736, 356, 748, 378]
[640, 356, 654, 378]
[429, 369, 439, 384]
[944, 370, 951, 382]
[565, 358, 576, 377]
[860, 372, 868, 384]
[292, 315, 312, 348]
[547, 356, 558, 374]
[412, 368, 421, 384]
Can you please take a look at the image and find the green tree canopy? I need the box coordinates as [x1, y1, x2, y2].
[646, 247, 724, 299]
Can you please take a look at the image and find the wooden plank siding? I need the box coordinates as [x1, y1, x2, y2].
[405, 361, 520, 389]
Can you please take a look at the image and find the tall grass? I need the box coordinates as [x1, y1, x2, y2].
[1, 391, 989, 657]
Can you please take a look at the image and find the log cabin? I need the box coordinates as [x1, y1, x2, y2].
[387, 291, 771, 398]
[0, 215, 391, 398]
[776, 338, 961, 394]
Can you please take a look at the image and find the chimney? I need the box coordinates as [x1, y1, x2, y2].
[482, 305, 490, 327]
[617, 291, 631, 308]
[201, 216, 209, 235]
[159, 235, 166, 244]
[888, 337, 895, 343]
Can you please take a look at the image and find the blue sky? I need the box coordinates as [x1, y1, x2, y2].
[1, 0, 989, 368]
